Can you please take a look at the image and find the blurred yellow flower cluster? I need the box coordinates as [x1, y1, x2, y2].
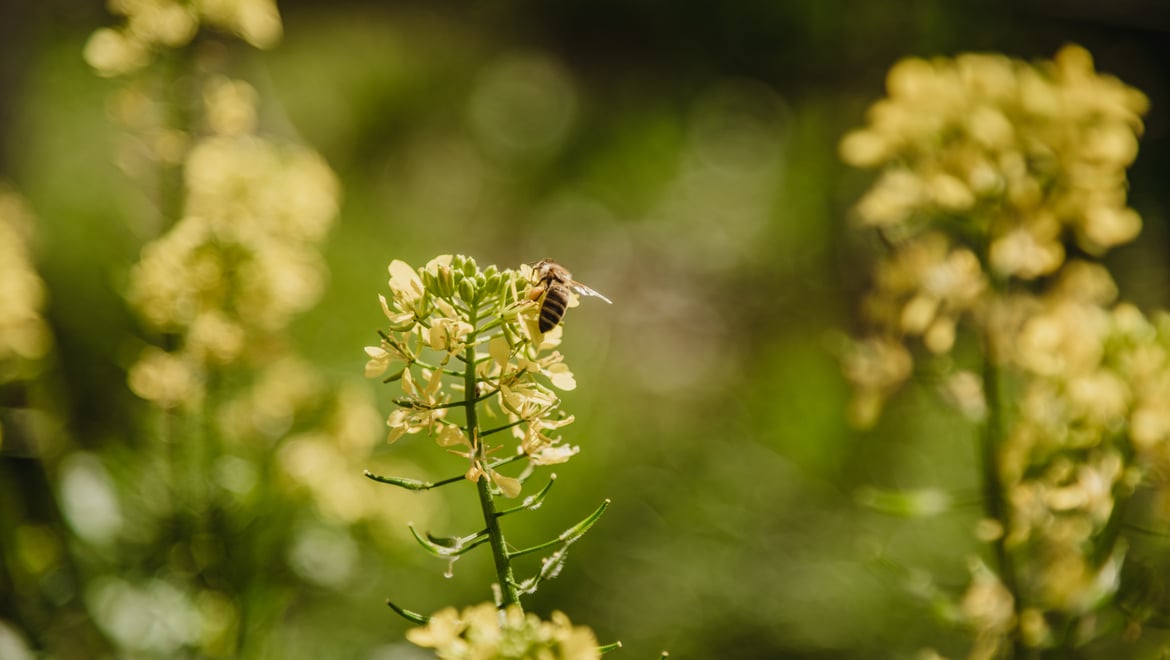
[843, 45, 1166, 653]
[0, 188, 52, 447]
[841, 45, 1149, 427]
[365, 255, 580, 497]
[991, 276, 1170, 626]
[0, 189, 51, 371]
[84, 0, 282, 77]
[406, 603, 600, 660]
[126, 78, 339, 408]
[841, 45, 1148, 264]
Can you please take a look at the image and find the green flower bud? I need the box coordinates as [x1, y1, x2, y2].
[458, 277, 477, 303]
[484, 271, 502, 297]
[437, 264, 456, 298]
[462, 257, 478, 278]
[422, 268, 439, 294]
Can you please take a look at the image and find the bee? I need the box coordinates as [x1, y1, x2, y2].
[529, 258, 612, 332]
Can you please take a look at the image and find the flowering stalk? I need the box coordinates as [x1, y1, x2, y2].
[365, 255, 610, 651]
[464, 301, 522, 606]
[841, 45, 1165, 656]
[73, 4, 376, 658]
[978, 316, 1024, 655]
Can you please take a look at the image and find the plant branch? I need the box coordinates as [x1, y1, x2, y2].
[481, 418, 527, 438]
[508, 499, 609, 559]
[407, 524, 490, 557]
[466, 305, 521, 608]
[386, 599, 429, 625]
[363, 470, 465, 491]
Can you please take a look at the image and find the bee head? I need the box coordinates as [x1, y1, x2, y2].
[529, 258, 568, 283]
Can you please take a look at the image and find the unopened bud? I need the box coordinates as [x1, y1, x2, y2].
[462, 257, 478, 278]
[437, 264, 456, 298]
[458, 278, 477, 302]
[484, 272, 502, 296]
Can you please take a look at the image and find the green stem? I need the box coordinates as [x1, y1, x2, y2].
[979, 333, 1025, 657]
[394, 386, 500, 411]
[481, 418, 526, 437]
[465, 305, 521, 608]
[158, 45, 194, 232]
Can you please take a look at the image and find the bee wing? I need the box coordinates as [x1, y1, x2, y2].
[570, 281, 612, 304]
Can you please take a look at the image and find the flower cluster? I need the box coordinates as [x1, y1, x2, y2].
[842, 46, 1168, 653]
[0, 187, 53, 448]
[126, 77, 339, 407]
[364, 255, 580, 497]
[841, 44, 1148, 264]
[406, 603, 600, 660]
[990, 276, 1170, 628]
[0, 188, 51, 374]
[841, 45, 1149, 426]
[84, 0, 282, 77]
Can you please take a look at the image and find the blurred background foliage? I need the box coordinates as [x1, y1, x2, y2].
[1, 1, 1169, 658]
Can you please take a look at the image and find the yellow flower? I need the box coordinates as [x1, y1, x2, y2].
[865, 232, 986, 354]
[989, 222, 1064, 279]
[527, 443, 579, 467]
[841, 336, 913, 428]
[198, 0, 283, 49]
[516, 413, 577, 463]
[500, 382, 558, 419]
[388, 259, 425, 305]
[187, 310, 245, 365]
[386, 368, 448, 444]
[370, 255, 591, 472]
[843, 44, 1149, 277]
[127, 347, 199, 409]
[363, 345, 395, 379]
[124, 0, 197, 48]
[959, 558, 1014, 637]
[204, 77, 258, 136]
[1014, 301, 1109, 378]
[463, 461, 522, 497]
[435, 424, 470, 449]
[407, 603, 600, 660]
[405, 606, 464, 650]
[0, 189, 51, 364]
[517, 352, 577, 391]
[427, 317, 474, 355]
[83, 28, 151, 77]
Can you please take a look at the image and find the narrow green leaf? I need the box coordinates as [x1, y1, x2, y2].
[386, 599, 429, 625]
[407, 524, 489, 557]
[855, 486, 952, 518]
[509, 499, 610, 559]
[363, 469, 465, 491]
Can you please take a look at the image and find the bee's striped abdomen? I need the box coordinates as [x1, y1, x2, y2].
[539, 286, 569, 332]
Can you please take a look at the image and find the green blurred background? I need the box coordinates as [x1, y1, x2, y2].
[2, 1, 1169, 658]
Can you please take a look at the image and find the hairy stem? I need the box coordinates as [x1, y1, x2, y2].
[465, 304, 521, 608]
